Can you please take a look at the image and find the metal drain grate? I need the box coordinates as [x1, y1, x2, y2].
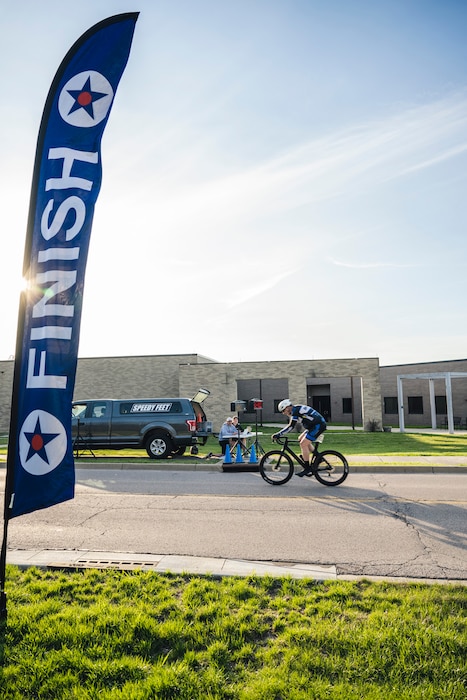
[80, 559, 161, 569]
[49, 559, 162, 571]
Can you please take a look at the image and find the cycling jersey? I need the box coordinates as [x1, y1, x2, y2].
[278, 404, 326, 441]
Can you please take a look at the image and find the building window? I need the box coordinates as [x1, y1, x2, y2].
[408, 396, 423, 414]
[435, 395, 447, 414]
[342, 398, 352, 414]
[384, 397, 398, 414]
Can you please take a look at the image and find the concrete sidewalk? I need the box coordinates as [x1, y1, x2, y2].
[6, 549, 337, 581]
[7, 549, 466, 585]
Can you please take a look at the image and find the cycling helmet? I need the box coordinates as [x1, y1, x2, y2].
[278, 399, 292, 412]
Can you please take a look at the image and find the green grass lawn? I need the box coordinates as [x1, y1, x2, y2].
[79, 429, 467, 460]
[1, 567, 466, 699]
[1, 429, 467, 462]
[313, 430, 467, 456]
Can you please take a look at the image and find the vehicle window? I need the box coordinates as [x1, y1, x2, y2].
[191, 402, 206, 420]
[92, 403, 107, 418]
[72, 403, 88, 419]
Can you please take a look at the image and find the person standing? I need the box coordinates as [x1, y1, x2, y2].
[232, 415, 246, 448]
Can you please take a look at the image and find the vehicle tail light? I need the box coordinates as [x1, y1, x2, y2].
[186, 419, 197, 432]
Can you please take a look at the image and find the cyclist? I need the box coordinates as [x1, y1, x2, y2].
[272, 399, 327, 476]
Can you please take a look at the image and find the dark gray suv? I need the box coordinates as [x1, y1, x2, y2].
[71, 389, 211, 459]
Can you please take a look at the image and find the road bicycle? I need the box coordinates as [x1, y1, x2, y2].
[259, 435, 349, 486]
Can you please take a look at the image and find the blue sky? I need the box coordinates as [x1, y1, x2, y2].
[1, 0, 466, 366]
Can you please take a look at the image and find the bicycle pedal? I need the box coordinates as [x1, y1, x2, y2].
[320, 464, 334, 473]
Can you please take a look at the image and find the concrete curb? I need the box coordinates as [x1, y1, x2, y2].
[3, 457, 467, 473]
[6, 549, 337, 581]
[6, 549, 467, 585]
[70, 457, 467, 473]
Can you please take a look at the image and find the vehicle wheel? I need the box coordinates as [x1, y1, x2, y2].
[259, 450, 294, 485]
[313, 450, 349, 486]
[172, 446, 187, 457]
[145, 432, 173, 459]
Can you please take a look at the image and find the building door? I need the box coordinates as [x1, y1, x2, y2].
[311, 395, 331, 421]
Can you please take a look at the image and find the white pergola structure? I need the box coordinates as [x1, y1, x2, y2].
[397, 372, 467, 434]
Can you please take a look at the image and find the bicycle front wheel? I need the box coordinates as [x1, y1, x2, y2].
[259, 450, 294, 485]
[313, 450, 349, 486]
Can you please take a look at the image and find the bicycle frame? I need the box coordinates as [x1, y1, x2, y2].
[260, 435, 349, 486]
[271, 435, 323, 468]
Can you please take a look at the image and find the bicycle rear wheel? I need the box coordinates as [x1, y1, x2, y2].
[259, 450, 294, 485]
[313, 450, 349, 486]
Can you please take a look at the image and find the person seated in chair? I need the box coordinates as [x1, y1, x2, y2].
[218, 417, 238, 455]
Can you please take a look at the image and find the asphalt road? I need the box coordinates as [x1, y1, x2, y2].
[2, 468, 467, 581]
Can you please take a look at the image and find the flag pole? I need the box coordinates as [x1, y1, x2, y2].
[0, 292, 28, 620]
[0, 7, 51, 610]
[0, 43, 45, 611]
[0, 520, 10, 620]
[0, 12, 138, 620]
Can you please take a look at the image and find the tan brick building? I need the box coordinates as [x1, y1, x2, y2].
[3, 354, 467, 434]
[380, 359, 467, 429]
[178, 357, 381, 431]
[0, 353, 381, 433]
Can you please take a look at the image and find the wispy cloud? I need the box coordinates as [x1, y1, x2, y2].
[328, 258, 423, 270]
[132, 91, 467, 237]
[249, 92, 467, 201]
[395, 142, 467, 177]
[225, 266, 298, 309]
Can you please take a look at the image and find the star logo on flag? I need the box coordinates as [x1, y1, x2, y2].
[19, 410, 67, 475]
[58, 70, 114, 127]
[24, 416, 59, 464]
[66, 75, 108, 120]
